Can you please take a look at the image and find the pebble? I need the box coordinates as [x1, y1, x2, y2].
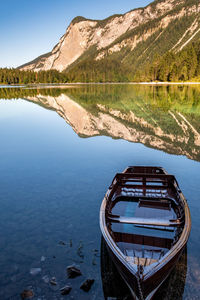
[67, 265, 82, 278]
[59, 241, 66, 245]
[80, 279, 95, 292]
[92, 257, 97, 265]
[30, 268, 42, 276]
[20, 289, 34, 299]
[42, 275, 49, 284]
[40, 256, 46, 262]
[60, 285, 72, 295]
[50, 277, 57, 285]
[92, 249, 98, 253]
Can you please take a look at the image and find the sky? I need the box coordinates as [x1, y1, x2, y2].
[0, 0, 152, 68]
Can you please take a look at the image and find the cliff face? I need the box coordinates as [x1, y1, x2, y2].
[20, 0, 200, 72]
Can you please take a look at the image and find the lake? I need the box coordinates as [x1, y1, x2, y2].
[0, 84, 200, 299]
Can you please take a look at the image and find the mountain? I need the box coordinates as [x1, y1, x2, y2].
[19, 0, 200, 81]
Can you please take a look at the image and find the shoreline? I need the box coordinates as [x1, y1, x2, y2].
[135, 81, 200, 85]
[1, 81, 200, 87]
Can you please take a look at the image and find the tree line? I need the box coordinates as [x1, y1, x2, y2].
[0, 69, 69, 84]
[136, 42, 200, 82]
[1, 40, 200, 84]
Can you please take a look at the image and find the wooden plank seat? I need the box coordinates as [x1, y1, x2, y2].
[114, 232, 173, 249]
[108, 214, 181, 227]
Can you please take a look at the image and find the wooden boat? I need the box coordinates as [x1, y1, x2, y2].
[100, 166, 191, 300]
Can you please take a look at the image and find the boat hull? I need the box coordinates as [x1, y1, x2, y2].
[104, 237, 185, 299]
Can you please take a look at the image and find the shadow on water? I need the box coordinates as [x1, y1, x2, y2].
[101, 237, 187, 300]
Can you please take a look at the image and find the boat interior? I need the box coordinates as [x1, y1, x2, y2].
[106, 167, 185, 270]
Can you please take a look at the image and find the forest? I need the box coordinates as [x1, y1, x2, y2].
[0, 40, 200, 84]
[0, 69, 68, 84]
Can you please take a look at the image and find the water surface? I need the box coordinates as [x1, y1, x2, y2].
[0, 84, 200, 299]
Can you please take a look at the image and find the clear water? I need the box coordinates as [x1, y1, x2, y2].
[0, 84, 200, 299]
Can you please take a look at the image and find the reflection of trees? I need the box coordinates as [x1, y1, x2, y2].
[0, 87, 66, 99]
[1, 85, 200, 114]
[101, 237, 187, 300]
[1, 85, 200, 161]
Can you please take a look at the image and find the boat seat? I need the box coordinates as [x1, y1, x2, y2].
[108, 215, 181, 227]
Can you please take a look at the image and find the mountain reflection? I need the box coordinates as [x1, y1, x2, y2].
[101, 237, 187, 300]
[1, 84, 200, 161]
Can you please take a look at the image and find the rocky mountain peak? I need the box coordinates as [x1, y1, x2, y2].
[19, 0, 200, 74]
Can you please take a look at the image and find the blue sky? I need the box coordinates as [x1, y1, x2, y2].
[0, 0, 152, 68]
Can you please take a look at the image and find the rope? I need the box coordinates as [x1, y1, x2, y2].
[136, 275, 145, 300]
[137, 265, 145, 300]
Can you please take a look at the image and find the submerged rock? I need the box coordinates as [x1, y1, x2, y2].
[50, 277, 57, 285]
[20, 289, 34, 299]
[93, 249, 100, 257]
[42, 275, 49, 284]
[59, 240, 66, 245]
[67, 265, 82, 278]
[40, 256, 46, 262]
[60, 285, 72, 295]
[30, 268, 41, 276]
[80, 279, 95, 292]
[92, 257, 97, 265]
[77, 241, 84, 259]
[92, 249, 99, 253]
